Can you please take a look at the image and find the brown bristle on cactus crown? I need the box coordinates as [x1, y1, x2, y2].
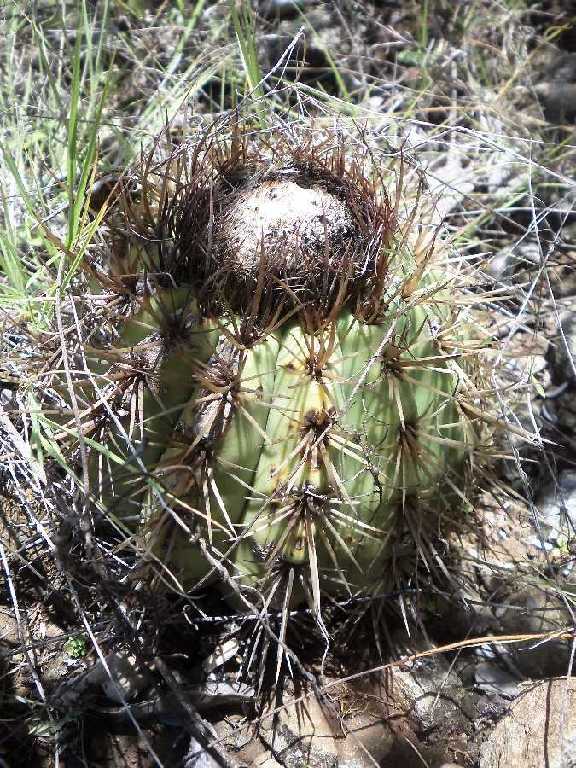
[104, 127, 395, 327]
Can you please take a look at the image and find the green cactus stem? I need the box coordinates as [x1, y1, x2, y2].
[81, 123, 495, 618]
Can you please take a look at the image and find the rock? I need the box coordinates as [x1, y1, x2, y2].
[486, 249, 514, 282]
[493, 588, 573, 678]
[536, 52, 576, 124]
[257, 691, 399, 768]
[473, 662, 521, 698]
[61, 725, 183, 768]
[184, 737, 221, 768]
[0, 610, 19, 645]
[543, 52, 576, 84]
[480, 679, 576, 768]
[431, 586, 495, 638]
[535, 470, 576, 549]
[535, 81, 576, 123]
[487, 242, 542, 282]
[384, 660, 479, 738]
[547, 314, 576, 386]
[100, 653, 152, 703]
[547, 389, 576, 436]
[545, 315, 576, 434]
[0, 388, 15, 406]
[260, 0, 307, 21]
[54, 652, 153, 706]
[221, 660, 481, 767]
[490, 329, 547, 490]
[260, 5, 347, 94]
[426, 153, 475, 222]
[439, 764, 464, 768]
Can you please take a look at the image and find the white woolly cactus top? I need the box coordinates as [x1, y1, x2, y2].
[217, 178, 356, 277]
[84, 120, 495, 624]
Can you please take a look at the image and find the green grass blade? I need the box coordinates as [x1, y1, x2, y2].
[232, 0, 264, 101]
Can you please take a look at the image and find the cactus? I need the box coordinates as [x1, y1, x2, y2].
[84, 122, 494, 619]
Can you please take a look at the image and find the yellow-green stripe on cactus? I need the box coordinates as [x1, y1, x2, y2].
[85, 124, 493, 613]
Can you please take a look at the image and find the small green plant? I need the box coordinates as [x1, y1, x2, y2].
[64, 635, 87, 659]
